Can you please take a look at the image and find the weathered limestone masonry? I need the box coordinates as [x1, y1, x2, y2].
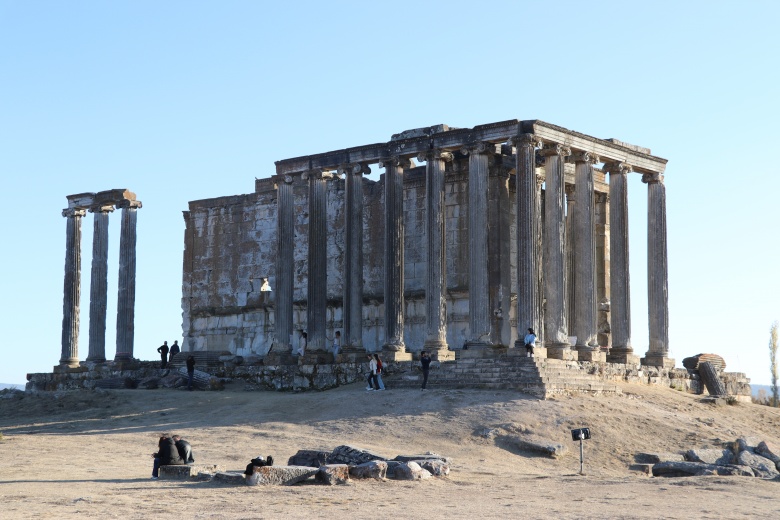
[180, 119, 678, 369]
[56, 189, 141, 370]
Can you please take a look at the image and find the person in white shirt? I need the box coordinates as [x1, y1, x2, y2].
[523, 328, 536, 358]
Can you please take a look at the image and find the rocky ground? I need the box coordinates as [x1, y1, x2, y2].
[1, 381, 779, 519]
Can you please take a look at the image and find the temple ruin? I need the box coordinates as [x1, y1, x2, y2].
[180, 119, 672, 368]
[58, 189, 142, 367]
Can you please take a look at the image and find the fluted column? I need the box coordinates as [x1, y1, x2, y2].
[513, 134, 544, 349]
[341, 163, 368, 351]
[595, 191, 611, 348]
[540, 143, 572, 358]
[642, 172, 673, 367]
[462, 142, 494, 348]
[86, 204, 114, 363]
[275, 175, 295, 353]
[571, 152, 602, 361]
[114, 199, 142, 361]
[420, 149, 453, 358]
[60, 207, 86, 367]
[380, 156, 410, 352]
[306, 169, 331, 352]
[487, 149, 512, 347]
[565, 184, 576, 334]
[605, 162, 637, 363]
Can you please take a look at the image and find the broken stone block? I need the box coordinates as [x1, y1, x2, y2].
[391, 461, 432, 480]
[756, 441, 780, 469]
[652, 461, 754, 478]
[393, 452, 451, 463]
[509, 435, 568, 459]
[634, 452, 685, 464]
[330, 445, 386, 465]
[212, 472, 247, 485]
[349, 461, 387, 480]
[413, 459, 450, 476]
[737, 451, 780, 479]
[684, 449, 735, 465]
[287, 449, 330, 467]
[315, 464, 350, 485]
[245, 465, 317, 486]
[159, 464, 225, 480]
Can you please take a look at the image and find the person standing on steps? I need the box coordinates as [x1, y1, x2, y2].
[186, 355, 196, 390]
[157, 341, 169, 368]
[420, 351, 431, 390]
[524, 328, 536, 358]
[168, 340, 180, 364]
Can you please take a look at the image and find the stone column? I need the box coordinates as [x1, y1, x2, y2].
[420, 149, 454, 360]
[605, 162, 637, 363]
[380, 156, 410, 356]
[540, 143, 572, 359]
[462, 142, 495, 348]
[642, 172, 673, 367]
[570, 152, 604, 361]
[487, 149, 512, 347]
[565, 184, 576, 335]
[595, 191, 611, 349]
[513, 134, 544, 350]
[275, 175, 295, 354]
[341, 163, 368, 351]
[306, 169, 331, 352]
[86, 204, 114, 363]
[60, 207, 86, 367]
[114, 199, 142, 361]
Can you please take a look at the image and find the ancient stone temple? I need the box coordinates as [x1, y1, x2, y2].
[58, 189, 142, 367]
[181, 119, 671, 368]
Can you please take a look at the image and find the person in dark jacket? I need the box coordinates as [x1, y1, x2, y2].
[172, 435, 194, 464]
[157, 341, 169, 368]
[168, 340, 180, 364]
[186, 355, 195, 390]
[151, 435, 184, 479]
[420, 351, 432, 390]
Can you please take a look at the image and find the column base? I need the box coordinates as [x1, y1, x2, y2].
[113, 353, 133, 362]
[576, 348, 606, 362]
[607, 349, 640, 365]
[641, 354, 676, 369]
[546, 344, 577, 361]
[379, 350, 414, 362]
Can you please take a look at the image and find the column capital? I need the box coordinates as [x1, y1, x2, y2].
[338, 163, 371, 176]
[565, 184, 576, 198]
[539, 143, 571, 158]
[416, 149, 453, 163]
[62, 208, 87, 218]
[301, 169, 335, 182]
[510, 133, 542, 148]
[642, 172, 664, 185]
[89, 204, 115, 214]
[460, 142, 500, 156]
[379, 156, 413, 169]
[567, 151, 600, 164]
[603, 161, 633, 175]
[116, 200, 143, 210]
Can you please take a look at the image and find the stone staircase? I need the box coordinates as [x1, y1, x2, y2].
[383, 353, 622, 399]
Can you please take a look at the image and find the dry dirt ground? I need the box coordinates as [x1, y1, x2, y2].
[1, 381, 779, 519]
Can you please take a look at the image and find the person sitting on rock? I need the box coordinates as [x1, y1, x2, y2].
[172, 435, 194, 464]
[151, 434, 185, 479]
[243, 455, 274, 476]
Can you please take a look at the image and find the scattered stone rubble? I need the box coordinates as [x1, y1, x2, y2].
[205, 445, 450, 486]
[477, 423, 568, 459]
[640, 437, 780, 479]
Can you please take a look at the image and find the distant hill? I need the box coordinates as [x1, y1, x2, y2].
[752, 384, 773, 397]
[0, 383, 23, 391]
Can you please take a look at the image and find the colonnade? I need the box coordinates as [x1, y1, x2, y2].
[272, 121, 671, 366]
[59, 190, 141, 367]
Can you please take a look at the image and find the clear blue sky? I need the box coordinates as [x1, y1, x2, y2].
[1, 0, 779, 385]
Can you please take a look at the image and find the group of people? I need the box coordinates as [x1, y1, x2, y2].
[156, 340, 180, 368]
[365, 353, 385, 391]
[157, 340, 197, 390]
[151, 434, 194, 479]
